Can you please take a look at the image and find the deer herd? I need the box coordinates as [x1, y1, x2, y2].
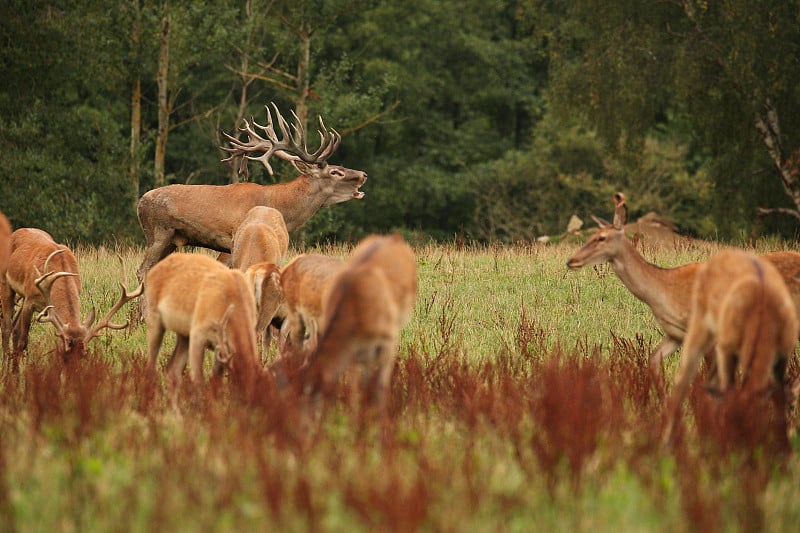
[1, 103, 799, 448]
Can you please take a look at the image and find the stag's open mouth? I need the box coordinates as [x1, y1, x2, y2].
[352, 176, 366, 199]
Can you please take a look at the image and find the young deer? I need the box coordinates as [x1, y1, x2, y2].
[662, 249, 799, 446]
[277, 253, 346, 354]
[144, 252, 259, 396]
[228, 206, 288, 350]
[300, 234, 418, 415]
[0, 228, 141, 363]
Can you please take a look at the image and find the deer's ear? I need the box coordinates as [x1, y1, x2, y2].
[291, 159, 319, 174]
[590, 214, 612, 228]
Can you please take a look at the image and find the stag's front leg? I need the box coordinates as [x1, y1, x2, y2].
[13, 300, 36, 355]
[0, 288, 14, 359]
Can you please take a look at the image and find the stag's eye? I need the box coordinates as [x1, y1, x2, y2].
[330, 168, 344, 177]
[597, 235, 606, 242]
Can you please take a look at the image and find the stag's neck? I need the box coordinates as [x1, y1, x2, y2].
[51, 277, 82, 324]
[257, 175, 326, 233]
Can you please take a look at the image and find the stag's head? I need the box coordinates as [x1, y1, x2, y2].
[221, 103, 367, 205]
[36, 253, 143, 362]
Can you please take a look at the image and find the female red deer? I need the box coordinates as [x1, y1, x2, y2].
[300, 234, 418, 415]
[143, 253, 260, 401]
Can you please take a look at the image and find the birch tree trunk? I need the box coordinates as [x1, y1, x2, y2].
[154, 6, 171, 188]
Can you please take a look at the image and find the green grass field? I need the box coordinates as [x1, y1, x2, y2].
[2, 237, 799, 532]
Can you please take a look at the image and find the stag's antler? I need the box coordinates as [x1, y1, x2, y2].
[34, 249, 79, 335]
[220, 102, 341, 176]
[84, 254, 144, 343]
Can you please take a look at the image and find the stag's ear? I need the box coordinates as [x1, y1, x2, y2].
[291, 159, 327, 175]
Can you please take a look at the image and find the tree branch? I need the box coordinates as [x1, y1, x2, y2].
[339, 100, 402, 136]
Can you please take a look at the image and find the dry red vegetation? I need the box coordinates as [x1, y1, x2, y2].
[0, 310, 796, 531]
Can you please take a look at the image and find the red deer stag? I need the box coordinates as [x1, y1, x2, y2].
[144, 253, 259, 402]
[135, 103, 367, 296]
[662, 249, 799, 447]
[299, 234, 418, 416]
[0, 228, 142, 362]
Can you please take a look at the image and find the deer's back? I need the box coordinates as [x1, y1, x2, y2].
[6, 228, 80, 302]
[281, 254, 345, 316]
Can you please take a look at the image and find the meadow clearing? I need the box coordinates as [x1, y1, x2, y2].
[1, 236, 799, 532]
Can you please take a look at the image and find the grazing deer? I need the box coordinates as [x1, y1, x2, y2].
[228, 206, 288, 350]
[662, 249, 799, 446]
[144, 252, 259, 394]
[135, 103, 367, 294]
[278, 253, 346, 354]
[230, 206, 289, 269]
[0, 228, 142, 362]
[300, 234, 418, 415]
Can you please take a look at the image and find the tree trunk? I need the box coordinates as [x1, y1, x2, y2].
[129, 0, 142, 207]
[753, 100, 800, 220]
[295, 22, 311, 130]
[130, 77, 142, 208]
[154, 6, 171, 188]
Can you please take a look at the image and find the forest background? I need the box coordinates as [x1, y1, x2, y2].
[2, 0, 800, 246]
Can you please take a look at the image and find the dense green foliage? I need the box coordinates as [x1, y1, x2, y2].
[1, 1, 798, 245]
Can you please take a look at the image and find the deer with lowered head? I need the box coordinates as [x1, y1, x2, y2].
[227, 206, 288, 351]
[144, 252, 260, 400]
[297, 234, 418, 416]
[135, 103, 367, 297]
[277, 252, 346, 356]
[0, 228, 142, 363]
[566, 193, 800, 394]
[662, 248, 799, 447]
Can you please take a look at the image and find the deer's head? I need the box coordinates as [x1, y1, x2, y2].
[221, 102, 367, 204]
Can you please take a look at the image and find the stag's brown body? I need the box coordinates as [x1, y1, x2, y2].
[278, 253, 346, 353]
[302, 234, 418, 414]
[1, 228, 141, 362]
[1, 228, 82, 357]
[144, 253, 259, 388]
[663, 249, 799, 445]
[136, 104, 367, 289]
